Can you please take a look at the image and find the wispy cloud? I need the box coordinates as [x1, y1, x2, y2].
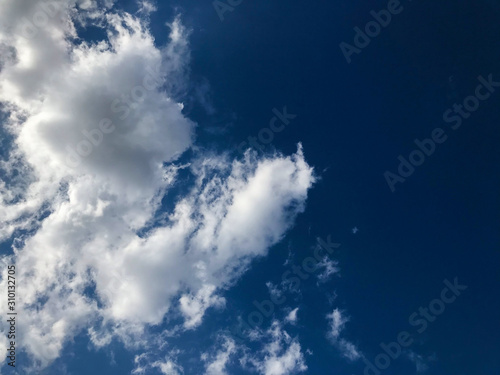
[326, 309, 362, 361]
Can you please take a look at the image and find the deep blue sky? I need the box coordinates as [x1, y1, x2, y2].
[167, 1, 500, 373]
[3, 0, 499, 374]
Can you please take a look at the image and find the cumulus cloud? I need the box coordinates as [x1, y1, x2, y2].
[249, 321, 307, 375]
[201, 320, 307, 375]
[284, 308, 299, 325]
[336, 339, 362, 361]
[153, 359, 184, 375]
[326, 309, 362, 361]
[179, 284, 226, 330]
[0, 0, 316, 369]
[202, 336, 237, 375]
[133, 351, 184, 375]
[131, 346, 186, 375]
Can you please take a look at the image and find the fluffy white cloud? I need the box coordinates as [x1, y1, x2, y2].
[179, 284, 226, 330]
[132, 351, 184, 375]
[0, 1, 194, 240]
[153, 359, 184, 375]
[200, 321, 308, 375]
[284, 308, 299, 325]
[249, 321, 307, 375]
[202, 336, 237, 375]
[326, 309, 362, 361]
[336, 339, 362, 361]
[0, 0, 316, 369]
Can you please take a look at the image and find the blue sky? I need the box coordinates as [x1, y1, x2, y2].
[0, 0, 499, 374]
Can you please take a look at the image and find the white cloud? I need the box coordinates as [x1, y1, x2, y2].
[336, 339, 362, 361]
[0, 1, 316, 369]
[202, 336, 237, 375]
[284, 308, 299, 325]
[406, 351, 436, 373]
[153, 359, 184, 375]
[326, 309, 362, 361]
[179, 284, 226, 330]
[266, 281, 285, 302]
[316, 257, 340, 283]
[137, 0, 157, 15]
[133, 349, 184, 375]
[326, 309, 348, 341]
[249, 321, 307, 375]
